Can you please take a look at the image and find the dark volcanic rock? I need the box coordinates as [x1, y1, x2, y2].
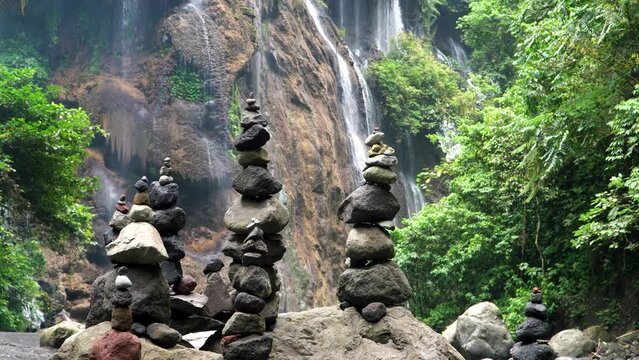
[149, 182, 179, 210]
[86, 265, 170, 327]
[361, 302, 387, 323]
[160, 260, 183, 285]
[510, 342, 556, 360]
[151, 207, 186, 234]
[171, 314, 224, 335]
[203, 272, 235, 318]
[524, 302, 548, 320]
[337, 261, 412, 307]
[234, 124, 270, 151]
[162, 234, 185, 261]
[204, 256, 224, 274]
[101, 229, 118, 247]
[337, 184, 400, 223]
[232, 165, 282, 198]
[131, 322, 146, 337]
[221, 234, 245, 261]
[146, 323, 181, 349]
[223, 334, 273, 360]
[242, 235, 286, 266]
[232, 266, 273, 299]
[516, 317, 551, 342]
[234, 292, 267, 314]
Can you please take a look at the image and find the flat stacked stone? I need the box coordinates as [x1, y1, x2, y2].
[221, 94, 289, 360]
[336, 129, 412, 322]
[510, 288, 556, 360]
[146, 158, 187, 286]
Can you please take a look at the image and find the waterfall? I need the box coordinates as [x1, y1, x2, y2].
[375, 0, 405, 53]
[184, 0, 215, 75]
[304, 0, 368, 177]
[119, 0, 141, 78]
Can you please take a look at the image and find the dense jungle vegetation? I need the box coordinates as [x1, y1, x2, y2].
[377, 0, 639, 332]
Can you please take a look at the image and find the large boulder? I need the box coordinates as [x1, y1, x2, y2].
[582, 325, 613, 343]
[224, 197, 289, 234]
[106, 222, 168, 264]
[337, 261, 412, 307]
[50, 321, 222, 360]
[270, 306, 463, 359]
[39, 320, 84, 348]
[549, 329, 597, 358]
[86, 265, 171, 327]
[445, 302, 514, 360]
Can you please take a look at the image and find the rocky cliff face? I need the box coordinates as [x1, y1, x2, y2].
[40, 0, 364, 312]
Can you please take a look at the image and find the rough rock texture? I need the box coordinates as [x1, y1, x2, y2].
[51, 321, 222, 360]
[151, 207, 187, 234]
[170, 293, 208, 314]
[270, 306, 463, 359]
[149, 183, 179, 210]
[510, 342, 556, 360]
[445, 302, 514, 360]
[549, 329, 597, 358]
[224, 334, 272, 360]
[583, 325, 613, 343]
[146, 323, 181, 349]
[39, 320, 84, 348]
[106, 223, 168, 264]
[345, 225, 394, 262]
[337, 261, 412, 307]
[222, 312, 266, 336]
[89, 330, 141, 360]
[338, 184, 400, 223]
[232, 165, 283, 198]
[224, 197, 289, 234]
[516, 317, 551, 343]
[202, 272, 234, 318]
[86, 265, 170, 326]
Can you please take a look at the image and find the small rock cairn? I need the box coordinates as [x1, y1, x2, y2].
[89, 266, 142, 360]
[221, 93, 289, 360]
[510, 288, 556, 360]
[336, 128, 412, 323]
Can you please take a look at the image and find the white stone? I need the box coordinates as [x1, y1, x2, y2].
[364, 132, 385, 146]
[129, 204, 153, 222]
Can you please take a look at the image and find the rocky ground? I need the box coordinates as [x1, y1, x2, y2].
[0, 332, 53, 360]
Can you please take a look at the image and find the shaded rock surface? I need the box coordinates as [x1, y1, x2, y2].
[86, 265, 170, 327]
[549, 329, 596, 358]
[270, 306, 463, 359]
[337, 184, 400, 223]
[337, 261, 412, 307]
[39, 320, 84, 349]
[444, 302, 514, 360]
[50, 321, 222, 360]
[106, 222, 168, 265]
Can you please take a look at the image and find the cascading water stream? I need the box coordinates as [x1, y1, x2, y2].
[119, 0, 140, 78]
[375, 0, 405, 53]
[304, 0, 368, 178]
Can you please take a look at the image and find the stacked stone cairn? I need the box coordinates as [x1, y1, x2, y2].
[90, 266, 142, 360]
[103, 195, 132, 247]
[146, 158, 188, 289]
[336, 128, 412, 323]
[510, 288, 556, 360]
[87, 170, 183, 350]
[220, 93, 289, 360]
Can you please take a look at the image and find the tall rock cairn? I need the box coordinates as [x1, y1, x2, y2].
[336, 128, 412, 323]
[510, 288, 556, 360]
[221, 93, 289, 360]
[147, 158, 188, 288]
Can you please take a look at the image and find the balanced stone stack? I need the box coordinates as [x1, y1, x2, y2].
[221, 94, 289, 360]
[89, 266, 142, 360]
[103, 195, 132, 247]
[510, 288, 556, 360]
[147, 158, 188, 288]
[336, 129, 412, 323]
[87, 179, 171, 328]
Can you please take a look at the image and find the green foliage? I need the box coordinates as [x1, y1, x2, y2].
[170, 67, 210, 102]
[0, 65, 100, 249]
[0, 38, 48, 82]
[0, 228, 44, 331]
[370, 33, 476, 135]
[396, 0, 639, 332]
[228, 84, 242, 139]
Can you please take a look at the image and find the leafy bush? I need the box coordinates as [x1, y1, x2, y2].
[170, 68, 210, 102]
[369, 33, 476, 135]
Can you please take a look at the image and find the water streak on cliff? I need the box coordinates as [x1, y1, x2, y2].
[304, 0, 368, 178]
